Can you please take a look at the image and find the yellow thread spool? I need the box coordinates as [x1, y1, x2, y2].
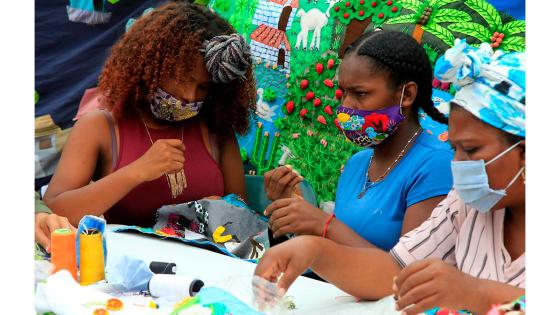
[79, 232, 105, 285]
[50, 228, 78, 281]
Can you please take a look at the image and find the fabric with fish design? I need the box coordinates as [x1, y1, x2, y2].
[152, 195, 269, 260]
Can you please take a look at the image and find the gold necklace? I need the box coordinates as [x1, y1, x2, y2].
[141, 117, 187, 199]
[358, 127, 423, 199]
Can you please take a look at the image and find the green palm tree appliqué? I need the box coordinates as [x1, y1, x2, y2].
[385, 0, 471, 47]
[447, 0, 525, 52]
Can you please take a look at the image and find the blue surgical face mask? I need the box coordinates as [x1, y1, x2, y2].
[451, 141, 524, 213]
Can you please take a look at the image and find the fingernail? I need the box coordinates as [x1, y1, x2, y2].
[401, 312, 407, 315]
[278, 288, 286, 297]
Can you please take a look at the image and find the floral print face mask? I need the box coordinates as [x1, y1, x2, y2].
[335, 85, 406, 148]
[150, 88, 204, 122]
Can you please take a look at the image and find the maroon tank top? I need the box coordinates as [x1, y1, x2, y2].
[104, 114, 224, 227]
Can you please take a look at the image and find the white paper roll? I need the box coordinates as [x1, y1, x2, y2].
[148, 274, 204, 299]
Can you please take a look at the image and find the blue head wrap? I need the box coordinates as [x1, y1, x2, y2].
[434, 39, 525, 137]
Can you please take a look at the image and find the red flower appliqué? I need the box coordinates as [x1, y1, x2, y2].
[362, 113, 390, 133]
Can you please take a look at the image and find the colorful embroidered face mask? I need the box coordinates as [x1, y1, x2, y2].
[335, 85, 406, 147]
[150, 88, 204, 122]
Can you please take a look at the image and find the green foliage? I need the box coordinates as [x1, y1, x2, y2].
[193, 0, 210, 5]
[330, 0, 402, 27]
[278, 52, 361, 202]
[464, 0, 502, 29]
[422, 43, 440, 69]
[432, 8, 471, 23]
[447, 5, 525, 53]
[502, 20, 526, 36]
[35, 90, 39, 104]
[240, 148, 248, 162]
[424, 23, 455, 47]
[263, 88, 277, 102]
[400, 0, 422, 11]
[385, 14, 416, 25]
[428, 0, 457, 6]
[228, 0, 258, 33]
[448, 22, 492, 43]
[250, 123, 281, 175]
[384, 0, 467, 48]
[501, 36, 525, 52]
[214, 0, 231, 12]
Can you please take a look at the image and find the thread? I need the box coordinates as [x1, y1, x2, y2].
[50, 228, 78, 281]
[79, 229, 105, 285]
[149, 274, 204, 299]
[149, 261, 177, 274]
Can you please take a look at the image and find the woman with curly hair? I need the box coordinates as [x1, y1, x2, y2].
[44, 2, 256, 227]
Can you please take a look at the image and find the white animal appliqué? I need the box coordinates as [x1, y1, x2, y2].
[255, 88, 279, 122]
[295, 0, 337, 50]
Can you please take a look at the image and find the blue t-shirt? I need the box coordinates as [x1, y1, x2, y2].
[334, 131, 453, 251]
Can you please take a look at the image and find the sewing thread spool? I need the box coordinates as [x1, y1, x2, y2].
[50, 228, 78, 281]
[149, 261, 177, 274]
[79, 229, 105, 285]
[149, 274, 204, 299]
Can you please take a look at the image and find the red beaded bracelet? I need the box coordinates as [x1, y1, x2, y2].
[322, 213, 336, 238]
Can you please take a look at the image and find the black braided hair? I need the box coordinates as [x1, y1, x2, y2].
[345, 30, 448, 124]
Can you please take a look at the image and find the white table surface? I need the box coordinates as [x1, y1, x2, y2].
[106, 225, 399, 315]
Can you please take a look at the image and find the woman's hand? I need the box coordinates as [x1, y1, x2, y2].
[393, 258, 478, 315]
[264, 197, 329, 238]
[127, 139, 186, 182]
[254, 236, 321, 296]
[35, 213, 76, 253]
[263, 166, 303, 201]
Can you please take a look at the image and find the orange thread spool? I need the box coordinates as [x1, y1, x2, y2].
[79, 231, 105, 285]
[50, 228, 78, 281]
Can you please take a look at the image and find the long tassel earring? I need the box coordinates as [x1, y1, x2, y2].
[167, 169, 187, 198]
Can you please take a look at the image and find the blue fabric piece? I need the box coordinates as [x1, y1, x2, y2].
[112, 225, 259, 260]
[222, 194, 252, 210]
[197, 287, 263, 315]
[334, 132, 453, 250]
[125, 7, 154, 32]
[106, 255, 154, 292]
[68, 0, 95, 12]
[76, 215, 108, 267]
[434, 40, 526, 137]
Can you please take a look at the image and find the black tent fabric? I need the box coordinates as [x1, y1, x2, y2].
[35, 0, 160, 129]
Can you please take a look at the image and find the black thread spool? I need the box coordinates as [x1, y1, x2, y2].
[149, 261, 177, 274]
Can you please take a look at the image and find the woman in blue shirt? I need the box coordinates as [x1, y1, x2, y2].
[263, 30, 453, 250]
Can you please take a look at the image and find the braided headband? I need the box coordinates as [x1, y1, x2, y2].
[202, 33, 252, 83]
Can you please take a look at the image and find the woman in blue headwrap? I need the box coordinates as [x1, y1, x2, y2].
[253, 40, 526, 315]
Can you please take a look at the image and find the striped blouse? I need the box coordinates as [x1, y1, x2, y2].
[390, 189, 525, 288]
